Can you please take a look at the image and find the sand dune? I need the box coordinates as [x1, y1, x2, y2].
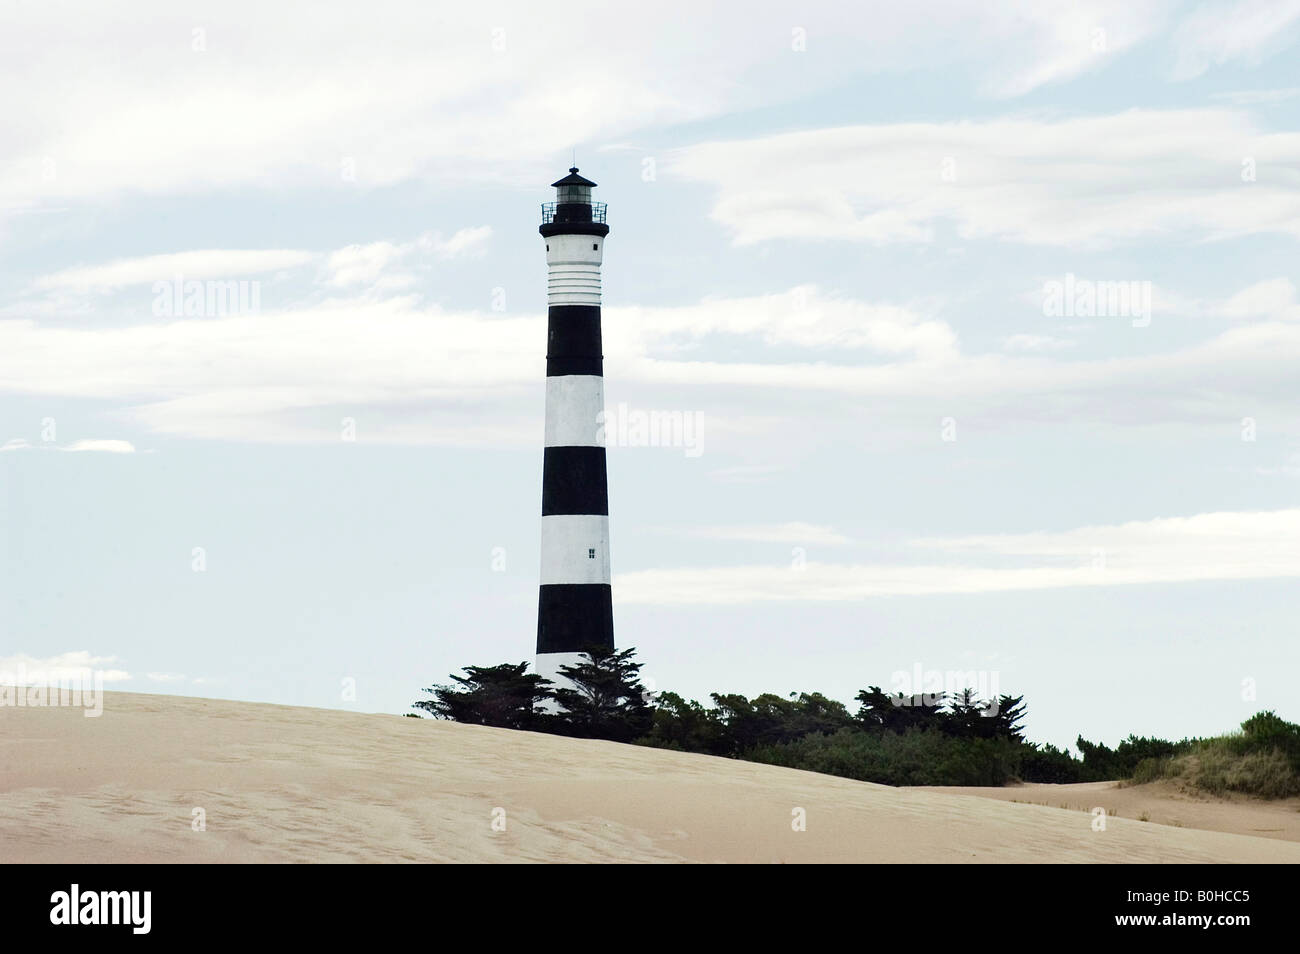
[921, 781, 1300, 844]
[2, 691, 1297, 863]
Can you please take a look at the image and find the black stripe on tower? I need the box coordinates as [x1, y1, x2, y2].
[546, 304, 602, 377]
[537, 584, 614, 653]
[541, 447, 608, 515]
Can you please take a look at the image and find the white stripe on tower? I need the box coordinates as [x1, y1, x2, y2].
[543, 375, 605, 447]
[537, 167, 614, 703]
[540, 515, 611, 584]
[546, 234, 603, 306]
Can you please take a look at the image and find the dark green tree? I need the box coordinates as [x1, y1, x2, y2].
[552, 646, 654, 742]
[642, 691, 728, 754]
[413, 661, 554, 730]
[855, 685, 947, 733]
[991, 694, 1028, 742]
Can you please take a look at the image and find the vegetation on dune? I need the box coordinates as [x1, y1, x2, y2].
[1128, 710, 1300, 799]
[413, 648, 1300, 797]
[413, 647, 653, 742]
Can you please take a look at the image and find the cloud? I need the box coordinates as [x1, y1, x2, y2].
[25, 232, 491, 301]
[1215, 277, 1300, 320]
[0, 2, 1183, 212]
[673, 522, 852, 545]
[1172, 0, 1300, 80]
[1, 279, 1299, 445]
[1211, 86, 1300, 104]
[326, 228, 492, 288]
[669, 109, 1300, 248]
[326, 241, 409, 288]
[0, 651, 131, 683]
[1002, 334, 1076, 353]
[33, 250, 315, 292]
[61, 439, 136, 453]
[612, 285, 956, 360]
[424, 226, 492, 259]
[616, 508, 1300, 603]
[1, 438, 137, 453]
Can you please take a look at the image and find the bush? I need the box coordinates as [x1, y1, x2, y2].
[1236, 710, 1300, 766]
[747, 727, 1021, 787]
[1127, 713, 1300, 799]
[1017, 743, 1083, 783]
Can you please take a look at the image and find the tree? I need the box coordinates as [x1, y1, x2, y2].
[991, 694, 1028, 742]
[413, 662, 554, 730]
[642, 692, 728, 754]
[855, 686, 947, 734]
[552, 646, 654, 742]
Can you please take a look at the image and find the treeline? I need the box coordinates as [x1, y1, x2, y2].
[413, 647, 1300, 795]
[412, 648, 653, 742]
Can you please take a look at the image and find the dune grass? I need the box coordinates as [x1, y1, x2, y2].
[1131, 712, 1300, 799]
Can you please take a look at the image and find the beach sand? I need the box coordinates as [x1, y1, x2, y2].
[3, 691, 1297, 863]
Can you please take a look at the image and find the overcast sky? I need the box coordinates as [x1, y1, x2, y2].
[2, 0, 1299, 749]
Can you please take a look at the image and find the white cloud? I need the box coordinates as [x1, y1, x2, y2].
[34, 250, 315, 292]
[61, 439, 136, 454]
[145, 672, 187, 683]
[670, 109, 1300, 248]
[1, 280, 1298, 445]
[0, 651, 131, 683]
[1003, 334, 1076, 353]
[674, 522, 852, 545]
[326, 228, 492, 288]
[616, 508, 1300, 603]
[423, 226, 492, 259]
[1215, 277, 1300, 320]
[1, 438, 137, 453]
[1172, 0, 1300, 80]
[0, 2, 1181, 212]
[1211, 86, 1300, 104]
[326, 241, 408, 288]
[26, 232, 491, 299]
[612, 285, 956, 360]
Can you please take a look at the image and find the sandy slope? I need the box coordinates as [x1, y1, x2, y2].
[922, 781, 1300, 843]
[2, 691, 1297, 863]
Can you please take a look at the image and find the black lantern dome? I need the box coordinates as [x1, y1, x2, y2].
[540, 167, 609, 237]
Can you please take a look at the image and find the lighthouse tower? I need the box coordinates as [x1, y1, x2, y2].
[536, 167, 613, 691]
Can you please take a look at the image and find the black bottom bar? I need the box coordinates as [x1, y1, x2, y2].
[7, 864, 1287, 934]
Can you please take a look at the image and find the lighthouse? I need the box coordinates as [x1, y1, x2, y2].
[536, 167, 614, 692]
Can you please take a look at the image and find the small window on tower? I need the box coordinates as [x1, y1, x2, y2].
[546, 244, 549, 250]
[588, 548, 596, 559]
[592, 243, 598, 250]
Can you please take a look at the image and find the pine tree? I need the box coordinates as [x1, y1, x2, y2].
[552, 646, 653, 742]
[413, 662, 554, 730]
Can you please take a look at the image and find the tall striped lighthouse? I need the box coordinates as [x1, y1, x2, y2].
[536, 167, 613, 691]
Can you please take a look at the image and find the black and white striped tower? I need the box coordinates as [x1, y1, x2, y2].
[536, 167, 613, 690]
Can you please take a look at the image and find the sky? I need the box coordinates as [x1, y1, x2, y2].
[2, 0, 1298, 750]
